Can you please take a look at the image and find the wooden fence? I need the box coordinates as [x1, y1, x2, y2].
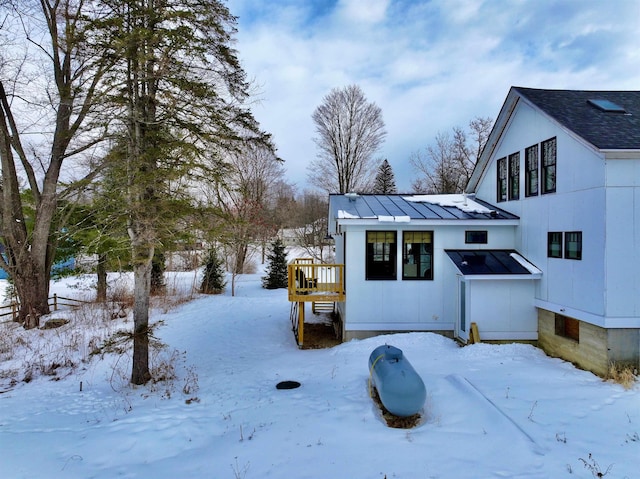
[0, 294, 89, 322]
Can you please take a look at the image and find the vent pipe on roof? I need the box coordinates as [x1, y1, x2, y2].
[345, 192, 359, 202]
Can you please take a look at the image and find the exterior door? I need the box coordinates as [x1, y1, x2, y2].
[456, 277, 469, 342]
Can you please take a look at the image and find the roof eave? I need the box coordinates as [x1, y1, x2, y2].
[467, 88, 520, 192]
[601, 149, 640, 160]
[459, 273, 542, 280]
[335, 218, 520, 227]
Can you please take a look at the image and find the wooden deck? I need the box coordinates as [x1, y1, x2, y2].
[288, 260, 345, 347]
[287, 261, 345, 303]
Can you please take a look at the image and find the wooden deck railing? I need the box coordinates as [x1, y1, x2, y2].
[287, 261, 345, 303]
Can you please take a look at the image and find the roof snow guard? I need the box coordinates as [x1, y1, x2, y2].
[331, 194, 518, 222]
[446, 250, 541, 278]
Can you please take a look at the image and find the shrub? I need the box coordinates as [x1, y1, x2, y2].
[607, 362, 637, 390]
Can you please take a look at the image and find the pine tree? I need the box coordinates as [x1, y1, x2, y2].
[262, 239, 288, 289]
[373, 159, 397, 194]
[201, 248, 227, 294]
[150, 251, 166, 296]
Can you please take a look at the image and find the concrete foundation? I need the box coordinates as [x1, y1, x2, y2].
[538, 309, 640, 377]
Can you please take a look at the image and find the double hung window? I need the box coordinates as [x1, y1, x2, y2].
[548, 231, 582, 260]
[508, 152, 520, 200]
[548, 232, 563, 258]
[541, 137, 557, 194]
[497, 157, 507, 202]
[525, 144, 539, 197]
[564, 232, 582, 260]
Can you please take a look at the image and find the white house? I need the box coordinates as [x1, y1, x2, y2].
[469, 87, 640, 375]
[327, 193, 541, 343]
[328, 87, 640, 376]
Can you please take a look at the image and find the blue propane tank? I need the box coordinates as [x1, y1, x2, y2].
[368, 345, 426, 417]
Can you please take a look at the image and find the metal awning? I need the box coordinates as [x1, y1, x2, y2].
[445, 250, 541, 279]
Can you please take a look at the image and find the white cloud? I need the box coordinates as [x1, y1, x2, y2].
[336, 0, 390, 24]
[228, 0, 640, 192]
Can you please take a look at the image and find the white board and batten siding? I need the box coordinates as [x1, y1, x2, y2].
[474, 98, 630, 328]
[335, 222, 518, 336]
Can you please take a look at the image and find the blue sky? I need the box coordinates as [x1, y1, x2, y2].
[227, 0, 640, 192]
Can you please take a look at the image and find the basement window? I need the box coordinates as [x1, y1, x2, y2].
[555, 314, 579, 342]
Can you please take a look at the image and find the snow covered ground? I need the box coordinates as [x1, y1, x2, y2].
[0, 261, 638, 479]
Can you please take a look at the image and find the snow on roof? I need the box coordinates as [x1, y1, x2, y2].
[510, 252, 542, 275]
[403, 194, 494, 214]
[337, 210, 364, 219]
[378, 215, 411, 223]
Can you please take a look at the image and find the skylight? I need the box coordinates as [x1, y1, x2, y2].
[587, 98, 627, 113]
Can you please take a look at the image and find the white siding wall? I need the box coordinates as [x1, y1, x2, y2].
[475, 101, 608, 323]
[340, 223, 516, 333]
[604, 168, 640, 324]
[467, 279, 538, 340]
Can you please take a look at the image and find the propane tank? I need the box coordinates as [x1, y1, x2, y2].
[368, 345, 426, 417]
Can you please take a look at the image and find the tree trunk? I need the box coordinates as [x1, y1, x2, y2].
[11, 257, 51, 328]
[131, 254, 152, 385]
[96, 253, 108, 302]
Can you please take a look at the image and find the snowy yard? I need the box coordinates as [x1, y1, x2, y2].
[0, 265, 638, 479]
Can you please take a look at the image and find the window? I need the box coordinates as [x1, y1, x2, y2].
[525, 144, 539, 197]
[496, 157, 507, 202]
[366, 231, 396, 280]
[548, 231, 582, 260]
[564, 231, 582, 260]
[402, 231, 433, 280]
[548, 232, 562, 258]
[555, 314, 579, 342]
[465, 230, 488, 244]
[508, 152, 520, 200]
[541, 137, 556, 194]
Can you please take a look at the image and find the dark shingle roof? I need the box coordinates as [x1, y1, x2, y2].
[330, 194, 519, 221]
[514, 87, 640, 150]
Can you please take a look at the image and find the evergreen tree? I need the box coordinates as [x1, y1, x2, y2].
[373, 159, 397, 194]
[201, 248, 227, 294]
[262, 239, 288, 289]
[150, 251, 166, 296]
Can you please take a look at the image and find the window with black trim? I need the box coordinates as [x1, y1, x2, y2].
[541, 137, 556, 194]
[548, 232, 562, 258]
[555, 314, 579, 342]
[465, 230, 488, 244]
[508, 152, 520, 200]
[402, 231, 433, 280]
[525, 144, 539, 197]
[366, 231, 396, 280]
[497, 157, 507, 202]
[564, 231, 582, 260]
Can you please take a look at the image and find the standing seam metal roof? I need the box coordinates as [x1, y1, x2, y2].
[329, 194, 519, 221]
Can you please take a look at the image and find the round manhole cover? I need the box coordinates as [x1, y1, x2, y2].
[276, 380, 301, 390]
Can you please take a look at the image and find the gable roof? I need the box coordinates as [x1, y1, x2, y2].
[514, 87, 640, 150]
[467, 87, 640, 192]
[329, 193, 519, 224]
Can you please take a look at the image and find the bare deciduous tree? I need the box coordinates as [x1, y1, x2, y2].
[0, 1, 115, 328]
[309, 84, 386, 194]
[410, 117, 493, 194]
